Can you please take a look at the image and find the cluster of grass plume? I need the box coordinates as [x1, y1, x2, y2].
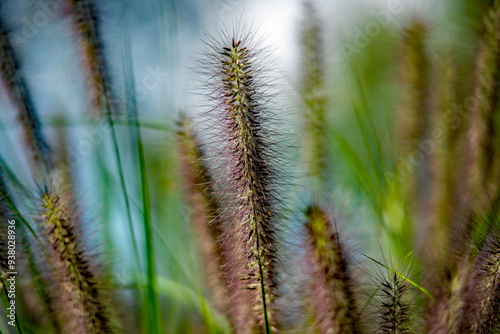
[0, 1, 119, 333]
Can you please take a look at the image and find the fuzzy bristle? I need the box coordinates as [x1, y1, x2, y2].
[377, 272, 411, 334]
[464, 233, 500, 333]
[40, 187, 111, 333]
[0, 174, 10, 276]
[303, 205, 357, 333]
[0, 19, 51, 176]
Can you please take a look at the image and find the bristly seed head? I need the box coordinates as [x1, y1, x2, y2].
[199, 27, 285, 333]
[40, 187, 112, 334]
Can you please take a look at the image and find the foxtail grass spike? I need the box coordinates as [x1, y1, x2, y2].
[300, 1, 328, 183]
[39, 185, 112, 333]
[66, 0, 115, 117]
[0, 18, 51, 176]
[429, 49, 461, 267]
[425, 259, 470, 334]
[176, 116, 231, 314]
[397, 19, 430, 162]
[467, 0, 500, 213]
[377, 272, 411, 334]
[303, 206, 357, 333]
[396, 19, 431, 257]
[200, 29, 283, 333]
[464, 231, 500, 333]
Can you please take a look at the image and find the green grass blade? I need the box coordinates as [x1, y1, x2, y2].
[122, 32, 162, 333]
[362, 253, 434, 299]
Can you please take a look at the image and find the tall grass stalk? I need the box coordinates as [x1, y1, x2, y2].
[39, 185, 112, 333]
[467, 0, 500, 214]
[199, 30, 284, 333]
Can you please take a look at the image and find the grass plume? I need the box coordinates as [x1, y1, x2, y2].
[377, 272, 411, 334]
[467, 0, 500, 213]
[300, 1, 328, 183]
[39, 185, 112, 333]
[199, 28, 284, 333]
[463, 230, 500, 332]
[303, 205, 357, 333]
[66, 0, 114, 117]
[0, 18, 51, 176]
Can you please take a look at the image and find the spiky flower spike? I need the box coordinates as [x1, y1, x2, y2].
[396, 18, 431, 257]
[199, 29, 284, 333]
[397, 19, 430, 165]
[429, 49, 461, 267]
[300, 1, 328, 183]
[66, 0, 114, 117]
[463, 232, 500, 333]
[176, 116, 230, 314]
[39, 186, 112, 333]
[0, 18, 51, 176]
[377, 272, 411, 334]
[303, 206, 357, 333]
[467, 0, 500, 213]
